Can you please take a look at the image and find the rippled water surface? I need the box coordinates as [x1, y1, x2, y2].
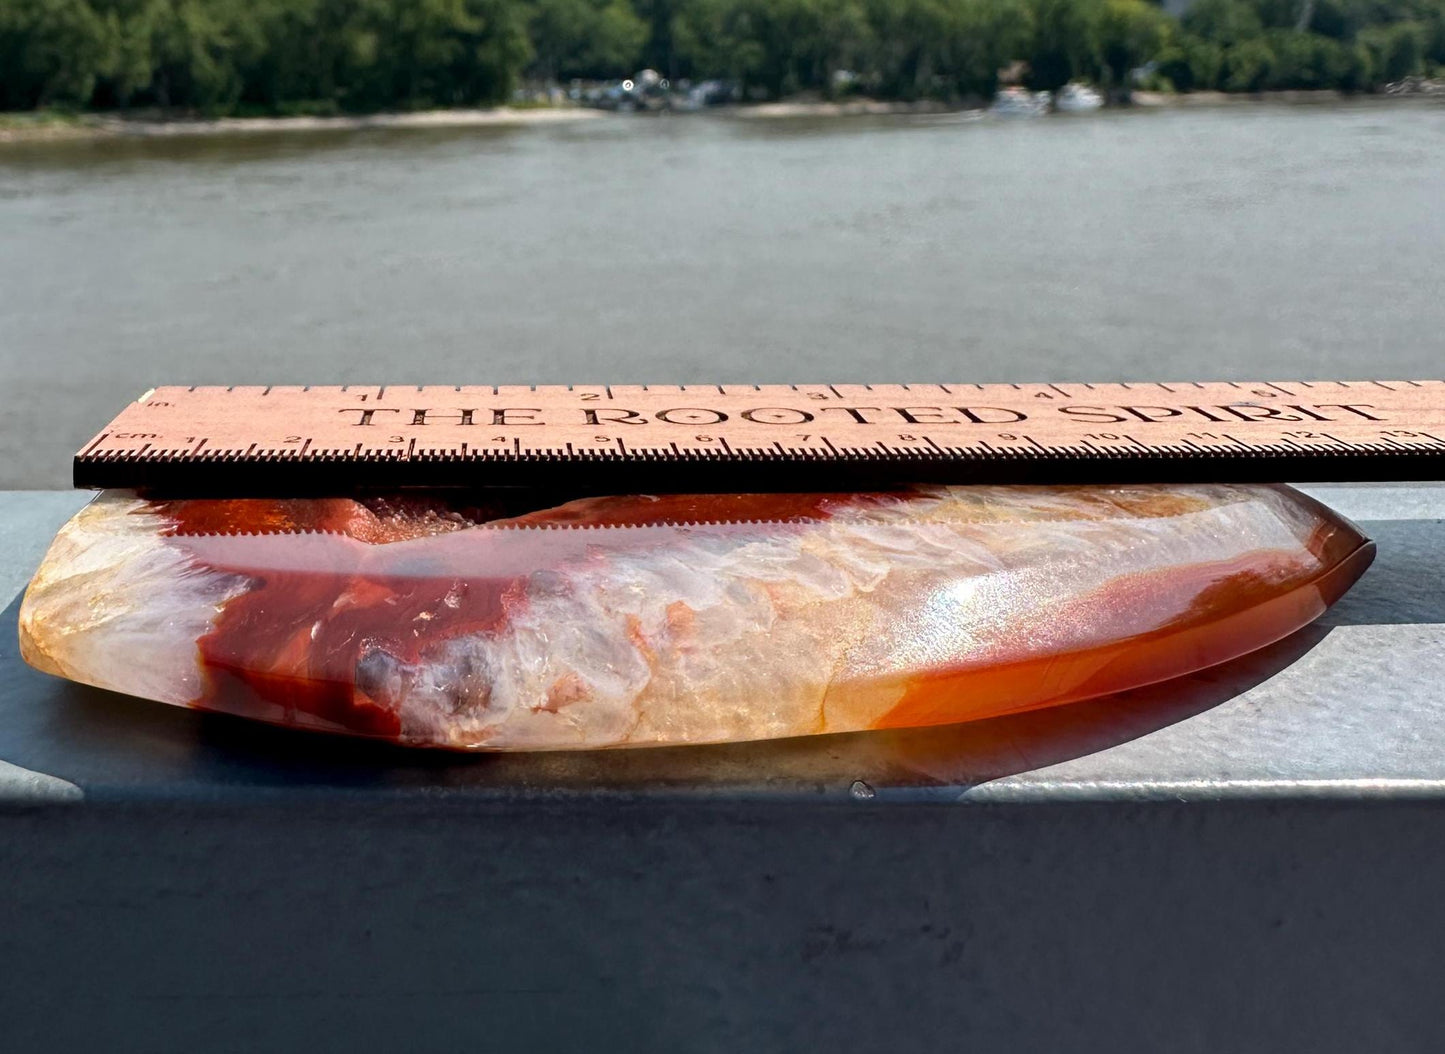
[2, 102, 1442, 487]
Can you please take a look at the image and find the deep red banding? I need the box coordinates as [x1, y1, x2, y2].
[163, 499, 504, 735]
[493, 491, 852, 528]
[160, 492, 848, 737]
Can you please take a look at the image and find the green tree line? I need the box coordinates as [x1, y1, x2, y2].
[2, 0, 1443, 113]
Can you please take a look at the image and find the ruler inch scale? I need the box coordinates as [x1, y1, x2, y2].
[75, 382, 1445, 495]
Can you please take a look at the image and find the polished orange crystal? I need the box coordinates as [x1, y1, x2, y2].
[18, 484, 1372, 750]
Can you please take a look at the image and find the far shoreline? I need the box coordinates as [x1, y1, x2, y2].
[0, 105, 604, 144]
[3, 90, 1440, 144]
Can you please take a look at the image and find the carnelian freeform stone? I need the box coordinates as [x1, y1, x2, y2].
[19, 484, 1372, 751]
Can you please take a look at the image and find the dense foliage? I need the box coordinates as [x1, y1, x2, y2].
[2, 0, 1443, 113]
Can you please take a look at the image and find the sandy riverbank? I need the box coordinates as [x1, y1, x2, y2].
[713, 89, 1444, 118]
[0, 105, 602, 144]
[0, 99, 963, 143]
[1132, 89, 1351, 106]
[729, 99, 962, 118]
[4, 90, 1438, 143]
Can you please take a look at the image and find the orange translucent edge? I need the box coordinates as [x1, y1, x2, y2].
[874, 525, 1373, 732]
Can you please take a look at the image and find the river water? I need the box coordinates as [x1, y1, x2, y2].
[1, 101, 1442, 488]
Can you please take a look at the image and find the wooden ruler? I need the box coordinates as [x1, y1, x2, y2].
[75, 382, 1445, 494]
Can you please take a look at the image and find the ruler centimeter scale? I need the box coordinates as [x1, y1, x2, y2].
[76, 382, 1445, 494]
